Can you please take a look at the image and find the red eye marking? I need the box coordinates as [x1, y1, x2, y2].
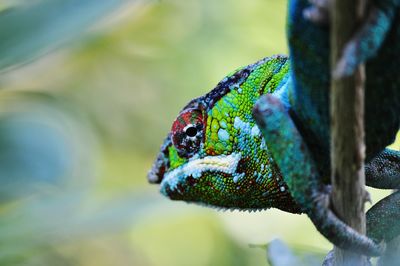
[171, 109, 204, 158]
[172, 109, 203, 133]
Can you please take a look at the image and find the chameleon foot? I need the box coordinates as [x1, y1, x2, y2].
[253, 94, 382, 256]
[303, 0, 400, 78]
[333, 1, 400, 77]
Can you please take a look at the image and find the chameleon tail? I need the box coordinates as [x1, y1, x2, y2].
[253, 94, 382, 256]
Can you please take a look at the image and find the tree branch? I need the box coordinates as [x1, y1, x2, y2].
[330, 0, 368, 265]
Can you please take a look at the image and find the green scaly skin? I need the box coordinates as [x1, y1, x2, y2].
[148, 55, 301, 213]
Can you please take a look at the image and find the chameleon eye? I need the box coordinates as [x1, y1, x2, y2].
[184, 125, 198, 137]
[171, 109, 204, 158]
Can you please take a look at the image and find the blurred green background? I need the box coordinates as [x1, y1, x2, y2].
[0, 1, 398, 265]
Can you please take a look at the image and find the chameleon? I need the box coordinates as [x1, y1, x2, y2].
[148, 0, 400, 257]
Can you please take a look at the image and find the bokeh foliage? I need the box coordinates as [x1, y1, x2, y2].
[0, 0, 398, 265]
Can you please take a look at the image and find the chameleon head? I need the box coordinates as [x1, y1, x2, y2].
[148, 55, 300, 212]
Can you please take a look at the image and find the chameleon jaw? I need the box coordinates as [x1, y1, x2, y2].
[160, 152, 242, 194]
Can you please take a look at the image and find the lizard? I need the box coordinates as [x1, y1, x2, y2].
[148, 0, 400, 257]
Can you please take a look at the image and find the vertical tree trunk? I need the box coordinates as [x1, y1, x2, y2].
[330, 0, 368, 265]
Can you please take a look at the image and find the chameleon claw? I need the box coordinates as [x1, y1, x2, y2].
[364, 190, 372, 205]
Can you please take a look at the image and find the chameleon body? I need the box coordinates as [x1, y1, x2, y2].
[148, 0, 400, 257]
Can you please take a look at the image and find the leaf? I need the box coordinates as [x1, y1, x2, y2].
[0, 0, 136, 72]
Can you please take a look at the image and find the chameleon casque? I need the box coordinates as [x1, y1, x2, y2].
[148, 0, 400, 257]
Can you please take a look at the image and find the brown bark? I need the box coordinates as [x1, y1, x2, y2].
[330, 0, 368, 265]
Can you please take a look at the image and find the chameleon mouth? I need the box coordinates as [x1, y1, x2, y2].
[160, 152, 242, 193]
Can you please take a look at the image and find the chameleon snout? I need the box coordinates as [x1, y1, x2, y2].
[147, 135, 172, 184]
